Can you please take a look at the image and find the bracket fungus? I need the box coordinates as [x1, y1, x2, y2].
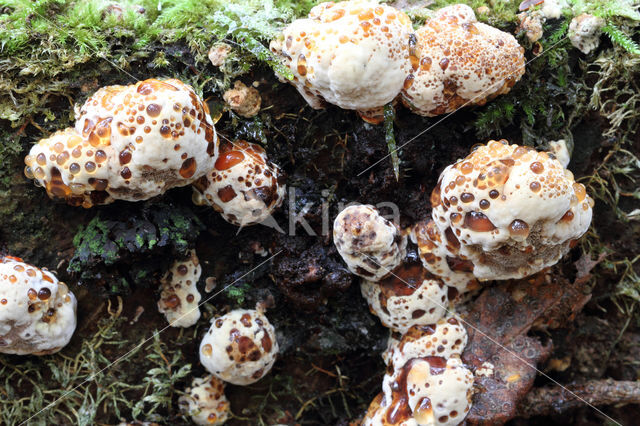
[157, 250, 202, 328]
[192, 139, 286, 226]
[269, 0, 414, 123]
[271, 2, 525, 122]
[25, 78, 217, 208]
[179, 375, 230, 426]
[0, 256, 77, 355]
[199, 307, 278, 385]
[425, 140, 593, 281]
[24, 78, 286, 227]
[402, 4, 526, 117]
[333, 204, 407, 281]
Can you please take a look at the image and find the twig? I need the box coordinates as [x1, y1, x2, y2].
[517, 379, 640, 418]
[384, 103, 400, 181]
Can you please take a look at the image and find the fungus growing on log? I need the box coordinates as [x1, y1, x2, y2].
[0, 256, 77, 355]
[199, 307, 279, 385]
[192, 139, 286, 226]
[157, 250, 202, 328]
[402, 4, 526, 116]
[425, 140, 593, 280]
[25, 78, 217, 207]
[179, 375, 230, 426]
[269, 0, 414, 123]
[333, 204, 407, 281]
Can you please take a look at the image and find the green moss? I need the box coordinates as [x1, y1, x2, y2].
[68, 202, 203, 294]
[225, 282, 253, 305]
[0, 311, 194, 424]
[473, 27, 588, 145]
[71, 215, 119, 264]
[0, 0, 320, 127]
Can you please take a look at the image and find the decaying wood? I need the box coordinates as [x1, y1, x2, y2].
[517, 379, 640, 418]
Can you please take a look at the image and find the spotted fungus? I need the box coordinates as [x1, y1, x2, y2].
[199, 307, 278, 385]
[25, 78, 218, 208]
[402, 4, 525, 116]
[365, 356, 474, 426]
[0, 256, 77, 355]
[426, 139, 593, 281]
[383, 315, 468, 369]
[157, 250, 202, 328]
[360, 263, 448, 334]
[333, 204, 407, 281]
[179, 375, 230, 426]
[410, 219, 478, 293]
[192, 139, 286, 226]
[270, 0, 414, 123]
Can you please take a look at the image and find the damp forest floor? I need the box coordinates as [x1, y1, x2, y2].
[1, 0, 640, 425]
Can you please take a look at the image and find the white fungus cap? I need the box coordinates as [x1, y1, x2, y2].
[0, 256, 77, 355]
[199, 308, 279, 385]
[360, 265, 449, 334]
[569, 13, 604, 54]
[379, 356, 474, 426]
[333, 204, 407, 281]
[157, 250, 202, 328]
[402, 4, 525, 117]
[179, 375, 230, 426]
[193, 139, 286, 227]
[430, 140, 593, 280]
[384, 315, 468, 370]
[270, 0, 414, 123]
[25, 78, 217, 207]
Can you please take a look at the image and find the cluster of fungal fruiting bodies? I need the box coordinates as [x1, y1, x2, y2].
[270, 1, 525, 122]
[24, 78, 285, 227]
[420, 140, 593, 282]
[0, 256, 77, 355]
[20, 77, 284, 422]
[179, 305, 279, 423]
[154, 251, 280, 424]
[333, 207, 475, 425]
[333, 141, 593, 425]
